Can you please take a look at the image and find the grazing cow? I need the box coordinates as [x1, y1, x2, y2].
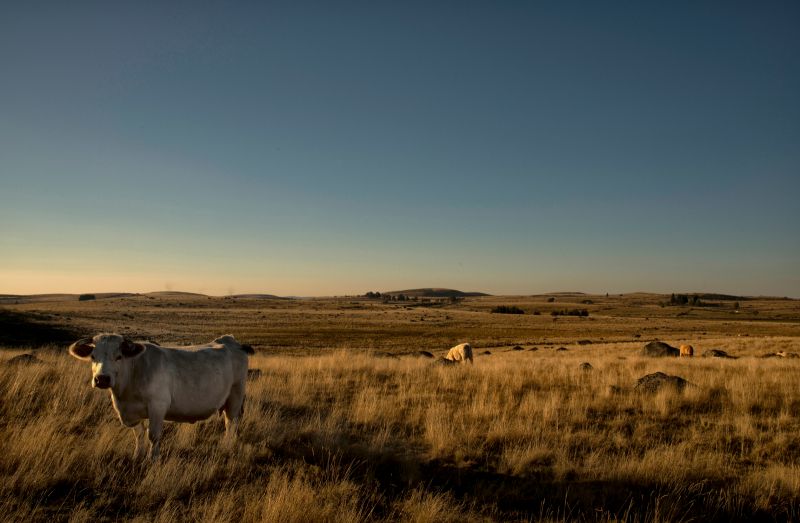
[444, 342, 473, 364]
[679, 344, 694, 357]
[68, 333, 254, 461]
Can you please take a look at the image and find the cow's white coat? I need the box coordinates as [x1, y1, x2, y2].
[69, 333, 252, 460]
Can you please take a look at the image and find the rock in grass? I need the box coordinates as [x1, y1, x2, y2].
[7, 353, 41, 365]
[634, 372, 690, 393]
[417, 350, 435, 358]
[641, 341, 680, 357]
[759, 351, 799, 359]
[702, 348, 738, 359]
[579, 362, 593, 372]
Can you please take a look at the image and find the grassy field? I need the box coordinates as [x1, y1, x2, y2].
[1, 293, 799, 521]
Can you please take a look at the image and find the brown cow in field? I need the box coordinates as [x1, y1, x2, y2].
[679, 344, 694, 357]
[445, 342, 473, 364]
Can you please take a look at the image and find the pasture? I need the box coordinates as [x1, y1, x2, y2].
[1, 292, 799, 521]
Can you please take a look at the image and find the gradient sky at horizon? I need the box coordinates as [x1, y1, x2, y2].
[1, 2, 799, 297]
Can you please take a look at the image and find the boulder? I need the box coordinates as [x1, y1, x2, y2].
[701, 348, 738, 359]
[579, 362, 593, 372]
[760, 351, 800, 359]
[511, 345, 525, 351]
[641, 341, 680, 357]
[634, 372, 690, 393]
[6, 353, 41, 365]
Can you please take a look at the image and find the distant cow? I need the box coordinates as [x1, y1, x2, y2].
[679, 344, 694, 357]
[444, 342, 473, 364]
[68, 333, 254, 461]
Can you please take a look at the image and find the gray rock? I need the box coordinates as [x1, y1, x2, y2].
[641, 341, 680, 357]
[634, 372, 690, 393]
[701, 348, 738, 359]
[7, 353, 41, 365]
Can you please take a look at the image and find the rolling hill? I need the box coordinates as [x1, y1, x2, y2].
[383, 288, 489, 298]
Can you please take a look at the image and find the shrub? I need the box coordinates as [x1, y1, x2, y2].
[78, 294, 96, 301]
[550, 308, 589, 317]
[491, 305, 525, 315]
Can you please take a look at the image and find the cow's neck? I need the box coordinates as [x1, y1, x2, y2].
[111, 359, 137, 399]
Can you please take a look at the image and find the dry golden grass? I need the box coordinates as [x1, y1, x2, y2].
[1, 294, 799, 521]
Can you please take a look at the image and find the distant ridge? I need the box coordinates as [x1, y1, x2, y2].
[145, 291, 207, 298]
[227, 294, 289, 300]
[0, 293, 137, 304]
[384, 288, 489, 298]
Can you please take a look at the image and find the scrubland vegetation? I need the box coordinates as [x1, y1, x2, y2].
[1, 293, 799, 521]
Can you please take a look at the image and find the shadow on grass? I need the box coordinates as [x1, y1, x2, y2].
[0, 309, 79, 348]
[270, 434, 794, 522]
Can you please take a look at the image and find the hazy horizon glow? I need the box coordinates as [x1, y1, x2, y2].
[2, 2, 799, 298]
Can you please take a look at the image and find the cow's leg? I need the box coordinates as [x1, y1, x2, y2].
[147, 404, 168, 461]
[222, 385, 245, 444]
[131, 422, 147, 461]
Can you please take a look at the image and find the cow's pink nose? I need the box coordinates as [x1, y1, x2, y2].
[94, 375, 111, 388]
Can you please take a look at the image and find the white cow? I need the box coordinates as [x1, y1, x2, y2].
[68, 333, 253, 461]
[445, 342, 473, 364]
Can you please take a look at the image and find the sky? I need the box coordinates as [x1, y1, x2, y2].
[1, 1, 798, 297]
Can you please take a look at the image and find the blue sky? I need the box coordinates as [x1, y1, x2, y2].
[1, 2, 798, 296]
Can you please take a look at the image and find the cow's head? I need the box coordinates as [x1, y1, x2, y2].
[68, 334, 146, 389]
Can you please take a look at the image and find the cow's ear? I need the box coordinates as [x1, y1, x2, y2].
[69, 338, 95, 360]
[121, 339, 146, 358]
